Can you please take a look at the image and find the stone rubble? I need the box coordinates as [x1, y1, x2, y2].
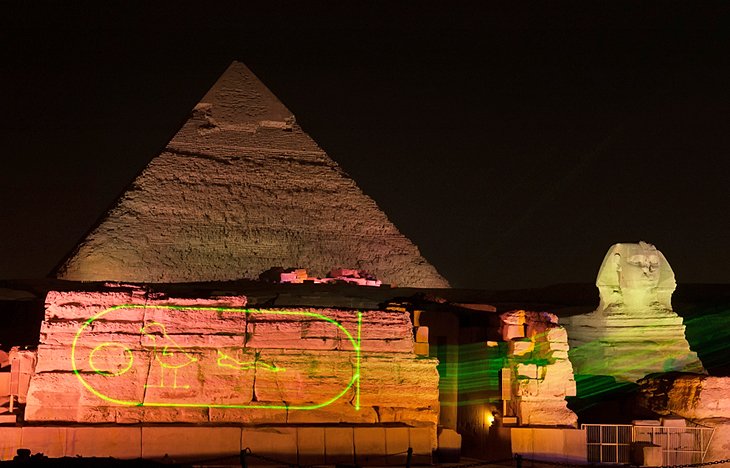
[500, 310, 578, 427]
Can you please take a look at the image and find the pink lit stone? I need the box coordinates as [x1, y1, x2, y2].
[25, 289, 439, 435]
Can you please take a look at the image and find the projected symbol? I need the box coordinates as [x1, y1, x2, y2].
[72, 305, 362, 410]
[141, 322, 198, 389]
[217, 350, 285, 373]
[89, 342, 134, 376]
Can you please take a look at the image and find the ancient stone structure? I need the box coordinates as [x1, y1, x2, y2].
[26, 289, 439, 438]
[55, 62, 448, 289]
[501, 310, 578, 427]
[637, 373, 730, 461]
[565, 242, 704, 382]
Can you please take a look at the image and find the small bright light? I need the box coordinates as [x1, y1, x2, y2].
[485, 412, 495, 426]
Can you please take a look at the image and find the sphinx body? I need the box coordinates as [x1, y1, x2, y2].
[565, 242, 704, 382]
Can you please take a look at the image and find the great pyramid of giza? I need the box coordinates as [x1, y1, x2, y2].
[56, 62, 449, 288]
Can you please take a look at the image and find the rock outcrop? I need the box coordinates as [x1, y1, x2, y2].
[25, 289, 440, 435]
[501, 310, 578, 427]
[55, 62, 448, 288]
[637, 373, 730, 461]
[565, 242, 704, 382]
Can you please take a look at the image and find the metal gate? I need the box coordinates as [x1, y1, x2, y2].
[583, 424, 715, 464]
[584, 424, 632, 463]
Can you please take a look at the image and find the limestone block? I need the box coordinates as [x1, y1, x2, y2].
[414, 326, 429, 343]
[509, 340, 534, 356]
[286, 403, 377, 424]
[385, 427, 410, 464]
[641, 445, 663, 466]
[358, 356, 439, 408]
[437, 428, 461, 462]
[549, 343, 570, 356]
[142, 427, 240, 460]
[297, 427, 325, 465]
[360, 338, 414, 353]
[409, 427, 436, 464]
[661, 417, 686, 427]
[502, 324, 525, 341]
[65, 427, 142, 459]
[516, 379, 540, 397]
[517, 400, 578, 427]
[209, 408, 287, 424]
[254, 351, 354, 405]
[414, 342, 429, 355]
[354, 427, 386, 465]
[517, 364, 539, 379]
[562, 429, 588, 462]
[565, 379, 577, 397]
[0, 427, 21, 461]
[324, 427, 354, 465]
[125, 406, 209, 424]
[377, 406, 439, 426]
[546, 327, 568, 342]
[242, 427, 297, 465]
[20, 427, 67, 458]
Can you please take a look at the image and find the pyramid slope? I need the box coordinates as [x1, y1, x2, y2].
[57, 62, 449, 288]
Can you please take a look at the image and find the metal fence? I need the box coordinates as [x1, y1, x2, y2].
[584, 424, 632, 463]
[583, 424, 715, 465]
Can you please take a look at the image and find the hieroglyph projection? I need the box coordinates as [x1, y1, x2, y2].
[26, 291, 439, 426]
[72, 305, 362, 410]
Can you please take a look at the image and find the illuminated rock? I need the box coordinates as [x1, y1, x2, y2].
[565, 242, 704, 382]
[637, 373, 730, 461]
[501, 310, 578, 427]
[55, 62, 448, 288]
[25, 290, 439, 433]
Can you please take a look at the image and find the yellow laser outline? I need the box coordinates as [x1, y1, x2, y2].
[71, 305, 362, 411]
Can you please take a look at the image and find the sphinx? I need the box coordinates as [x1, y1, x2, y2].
[564, 242, 704, 382]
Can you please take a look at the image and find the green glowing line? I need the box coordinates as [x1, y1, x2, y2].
[71, 305, 362, 410]
[217, 350, 285, 372]
[355, 311, 361, 410]
[89, 342, 134, 376]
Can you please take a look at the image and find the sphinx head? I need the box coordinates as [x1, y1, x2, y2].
[596, 241, 676, 310]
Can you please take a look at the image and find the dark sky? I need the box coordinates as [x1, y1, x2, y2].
[2, 2, 730, 290]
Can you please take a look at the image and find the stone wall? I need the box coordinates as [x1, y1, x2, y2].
[26, 289, 439, 447]
[501, 310, 578, 427]
[0, 426, 435, 464]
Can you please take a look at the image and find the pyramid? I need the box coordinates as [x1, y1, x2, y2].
[56, 62, 449, 288]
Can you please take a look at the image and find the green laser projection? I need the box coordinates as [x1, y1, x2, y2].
[141, 321, 198, 389]
[217, 350, 285, 372]
[72, 305, 362, 410]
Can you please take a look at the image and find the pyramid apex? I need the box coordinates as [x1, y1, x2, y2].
[196, 61, 295, 129]
[56, 61, 449, 288]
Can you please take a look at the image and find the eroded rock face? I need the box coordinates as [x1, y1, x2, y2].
[25, 290, 439, 431]
[501, 310, 578, 427]
[637, 374, 730, 461]
[565, 242, 704, 382]
[55, 62, 448, 289]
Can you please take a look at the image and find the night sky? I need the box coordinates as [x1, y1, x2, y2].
[2, 3, 729, 290]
